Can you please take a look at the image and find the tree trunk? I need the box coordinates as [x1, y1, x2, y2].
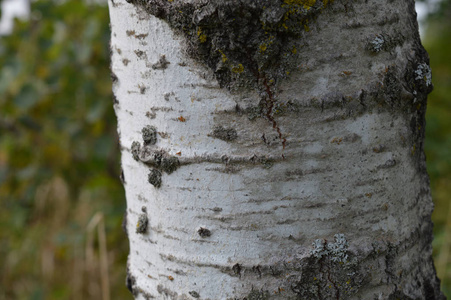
[108, 0, 444, 298]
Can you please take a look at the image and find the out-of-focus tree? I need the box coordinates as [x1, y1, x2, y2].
[0, 0, 129, 299]
[422, 0, 451, 297]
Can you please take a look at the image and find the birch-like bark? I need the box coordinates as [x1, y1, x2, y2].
[109, 0, 443, 298]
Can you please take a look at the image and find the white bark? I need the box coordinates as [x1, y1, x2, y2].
[109, 0, 443, 298]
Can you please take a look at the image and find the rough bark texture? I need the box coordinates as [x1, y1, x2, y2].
[109, 0, 444, 298]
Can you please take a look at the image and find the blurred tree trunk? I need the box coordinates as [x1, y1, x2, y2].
[108, 0, 444, 298]
[0, 0, 30, 35]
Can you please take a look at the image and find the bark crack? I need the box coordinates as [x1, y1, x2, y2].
[259, 74, 287, 153]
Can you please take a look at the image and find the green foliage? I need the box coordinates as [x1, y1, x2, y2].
[423, 1, 451, 297]
[0, 0, 129, 299]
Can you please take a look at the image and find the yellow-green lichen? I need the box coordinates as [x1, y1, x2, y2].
[231, 64, 244, 74]
[218, 49, 228, 63]
[197, 27, 207, 43]
[258, 36, 276, 53]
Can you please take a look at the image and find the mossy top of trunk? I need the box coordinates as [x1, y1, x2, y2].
[125, 0, 334, 91]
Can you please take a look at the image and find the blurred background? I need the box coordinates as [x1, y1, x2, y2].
[0, 0, 129, 298]
[0, 0, 449, 299]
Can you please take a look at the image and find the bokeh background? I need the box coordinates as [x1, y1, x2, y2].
[0, 0, 449, 299]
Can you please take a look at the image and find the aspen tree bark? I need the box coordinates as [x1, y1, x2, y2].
[108, 0, 444, 298]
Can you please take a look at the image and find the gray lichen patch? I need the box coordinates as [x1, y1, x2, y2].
[125, 0, 334, 90]
[131, 141, 141, 161]
[148, 168, 162, 188]
[197, 227, 211, 238]
[365, 32, 406, 54]
[404, 53, 433, 99]
[415, 63, 432, 87]
[161, 156, 180, 174]
[142, 125, 158, 145]
[310, 233, 348, 263]
[138, 146, 181, 174]
[211, 125, 238, 141]
[136, 207, 149, 234]
[140, 147, 164, 164]
[366, 34, 384, 53]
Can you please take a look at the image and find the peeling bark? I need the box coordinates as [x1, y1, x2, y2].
[108, 0, 443, 298]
